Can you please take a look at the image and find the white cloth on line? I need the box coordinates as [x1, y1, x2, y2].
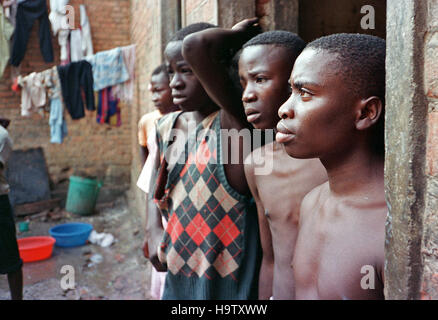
[70, 29, 83, 62]
[18, 72, 47, 116]
[80, 5, 93, 57]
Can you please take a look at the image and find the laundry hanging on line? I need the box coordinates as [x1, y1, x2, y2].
[13, 44, 136, 143]
[11, 0, 54, 67]
[97, 86, 121, 127]
[57, 60, 95, 120]
[48, 0, 71, 65]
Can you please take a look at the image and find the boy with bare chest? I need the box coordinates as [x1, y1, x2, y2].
[237, 32, 327, 299]
[276, 33, 387, 299]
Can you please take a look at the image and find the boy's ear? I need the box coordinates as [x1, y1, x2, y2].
[355, 96, 383, 131]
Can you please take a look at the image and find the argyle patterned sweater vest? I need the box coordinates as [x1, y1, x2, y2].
[153, 111, 261, 300]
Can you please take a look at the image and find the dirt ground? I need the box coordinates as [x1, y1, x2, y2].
[0, 192, 153, 300]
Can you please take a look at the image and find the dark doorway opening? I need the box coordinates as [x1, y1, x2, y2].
[298, 0, 386, 42]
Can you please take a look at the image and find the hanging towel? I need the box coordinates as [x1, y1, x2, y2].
[85, 47, 129, 91]
[113, 44, 136, 102]
[49, 97, 68, 143]
[57, 60, 95, 120]
[11, 0, 54, 66]
[43, 66, 68, 143]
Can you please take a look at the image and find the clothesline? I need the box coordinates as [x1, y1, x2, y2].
[14, 43, 136, 144]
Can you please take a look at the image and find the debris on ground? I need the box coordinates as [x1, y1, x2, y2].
[0, 195, 151, 300]
[88, 230, 115, 247]
[86, 254, 104, 268]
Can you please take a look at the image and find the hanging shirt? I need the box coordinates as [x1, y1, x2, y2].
[57, 60, 95, 120]
[85, 47, 130, 91]
[17, 72, 47, 116]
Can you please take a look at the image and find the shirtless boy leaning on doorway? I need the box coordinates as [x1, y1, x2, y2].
[277, 33, 387, 300]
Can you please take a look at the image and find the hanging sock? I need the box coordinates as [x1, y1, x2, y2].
[11, 0, 54, 66]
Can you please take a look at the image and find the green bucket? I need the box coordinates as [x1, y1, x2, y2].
[65, 176, 103, 216]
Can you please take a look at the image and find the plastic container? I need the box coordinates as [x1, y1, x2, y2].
[49, 222, 93, 247]
[18, 221, 29, 232]
[17, 236, 56, 263]
[65, 176, 102, 216]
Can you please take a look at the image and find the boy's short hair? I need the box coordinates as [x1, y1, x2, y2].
[170, 22, 217, 42]
[151, 64, 168, 78]
[306, 33, 386, 102]
[242, 30, 306, 58]
[306, 33, 386, 155]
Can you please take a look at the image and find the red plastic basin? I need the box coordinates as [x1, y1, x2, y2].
[17, 236, 56, 263]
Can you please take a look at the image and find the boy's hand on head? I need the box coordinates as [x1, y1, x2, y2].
[231, 17, 261, 40]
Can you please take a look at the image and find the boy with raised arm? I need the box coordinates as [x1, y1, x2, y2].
[144, 22, 261, 300]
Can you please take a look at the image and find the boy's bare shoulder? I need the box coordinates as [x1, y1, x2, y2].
[156, 111, 182, 136]
[244, 143, 274, 174]
[299, 182, 329, 221]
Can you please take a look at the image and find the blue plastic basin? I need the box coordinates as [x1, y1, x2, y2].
[49, 223, 93, 247]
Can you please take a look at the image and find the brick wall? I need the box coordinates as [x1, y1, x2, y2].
[0, 0, 132, 190]
[130, 0, 163, 225]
